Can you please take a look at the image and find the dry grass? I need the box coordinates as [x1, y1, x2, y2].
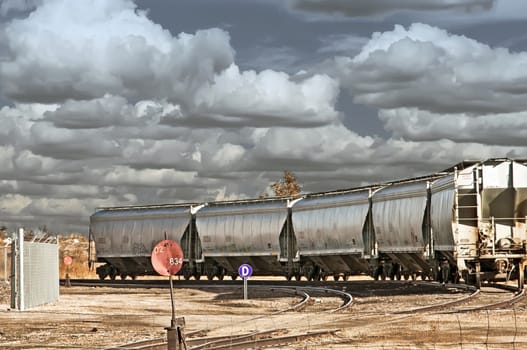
[58, 234, 97, 279]
[0, 229, 10, 282]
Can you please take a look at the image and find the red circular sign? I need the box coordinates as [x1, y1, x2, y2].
[150, 240, 184, 276]
[63, 256, 73, 266]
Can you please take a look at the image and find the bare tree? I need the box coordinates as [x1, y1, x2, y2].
[270, 170, 302, 197]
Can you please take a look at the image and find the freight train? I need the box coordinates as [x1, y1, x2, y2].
[88, 158, 527, 289]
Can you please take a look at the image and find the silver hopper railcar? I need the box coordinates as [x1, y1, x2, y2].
[88, 158, 527, 289]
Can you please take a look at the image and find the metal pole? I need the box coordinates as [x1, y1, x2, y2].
[166, 275, 187, 350]
[169, 275, 175, 328]
[4, 246, 6, 283]
[243, 278, 248, 300]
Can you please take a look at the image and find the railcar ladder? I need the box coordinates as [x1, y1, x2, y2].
[454, 166, 482, 288]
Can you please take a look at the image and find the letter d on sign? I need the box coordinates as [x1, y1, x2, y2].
[238, 263, 253, 279]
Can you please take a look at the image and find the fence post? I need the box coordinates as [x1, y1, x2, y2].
[18, 228, 24, 311]
[3, 246, 6, 283]
[10, 231, 18, 309]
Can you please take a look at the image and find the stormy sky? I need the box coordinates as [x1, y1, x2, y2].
[1, 0, 527, 234]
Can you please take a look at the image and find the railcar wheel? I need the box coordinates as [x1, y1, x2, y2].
[183, 270, 192, 280]
[120, 274, 127, 280]
[333, 274, 340, 281]
[475, 263, 481, 289]
[343, 274, 349, 281]
[381, 273, 387, 280]
[518, 263, 525, 290]
[194, 274, 201, 281]
[231, 273, 238, 280]
[295, 273, 302, 281]
[452, 272, 460, 284]
[373, 269, 380, 281]
[98, 272, 107, 280]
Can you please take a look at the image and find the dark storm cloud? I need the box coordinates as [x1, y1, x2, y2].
[0, 0, 42, 16]
[28, 122, 123, 160]
[289, 0, 494, 18]
[43, 96, 141, 129]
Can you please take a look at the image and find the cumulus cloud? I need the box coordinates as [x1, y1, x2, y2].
[184, 65, 340, 127]
[1, 0, 339, 129]
[1, 0, 527, 235]
[336, 23, 527, 115]
[380, 108, 527, 146]
[101, 166, 197, 188]
[1, 0, 234, 104]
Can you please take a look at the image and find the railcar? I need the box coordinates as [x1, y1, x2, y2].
[193, 197, 293, 280]
[88, 158, 527, 289]
[429, 159, 527, 288]
[290, 188, 373, 281]
[370, 176, 440, 280]
[89, 203, 196, 280]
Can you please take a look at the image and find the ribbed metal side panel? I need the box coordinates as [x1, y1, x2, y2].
[196, 200, 288, 255]
[91, 206, 192, 258]
[372, 180, 428, 253]
[430, 175, 456, 251]
[292, 190, 369, 256]
[23, 242, 59, 309]
[513, 161, 527, 241]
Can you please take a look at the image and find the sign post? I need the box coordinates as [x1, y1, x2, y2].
[63, 256, 72, 288]
[151, 240, 185, 350]
[238, 264, 253, 300]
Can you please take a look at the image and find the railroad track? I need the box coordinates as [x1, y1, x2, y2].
[86, 278, 351, 349]
[70, 278, 524, 349]
[105, 328, 339, 350]
[61, 278, 353, 313]
[441, 284, 525, 313]
[393, 282, 525, 314]
[102, 289, 343, 350]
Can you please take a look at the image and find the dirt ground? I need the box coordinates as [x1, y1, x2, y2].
[1, 279, 527, 350]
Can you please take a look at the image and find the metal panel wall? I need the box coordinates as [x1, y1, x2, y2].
[196, 200, 288, 256]
[430, 175, 456, 251]
[481, 161, 515, 241]
[91, 206, 192, 258]
[23, 242, 59, 310]
[513, 161, 527, 240]
[292, 190, 369, 256]
[372, 180, 428, 253]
